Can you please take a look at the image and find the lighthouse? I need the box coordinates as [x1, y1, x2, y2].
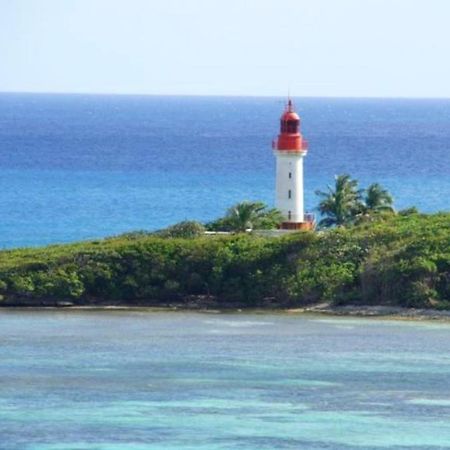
[272, 99, 314, 230]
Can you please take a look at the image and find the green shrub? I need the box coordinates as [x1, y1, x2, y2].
[156, 221, 206, 238]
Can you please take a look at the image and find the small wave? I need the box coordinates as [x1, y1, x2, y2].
[203, 319, 274, 327]
[407, 398, 450, 406]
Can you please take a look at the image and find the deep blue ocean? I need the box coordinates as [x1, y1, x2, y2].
[0, 93, 449, 248]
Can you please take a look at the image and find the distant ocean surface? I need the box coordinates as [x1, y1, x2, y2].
[1, 311, 450, 449]
[0, 93, 449, 248]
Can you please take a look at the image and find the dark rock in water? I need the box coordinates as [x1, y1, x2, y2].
[56, 301, 74, 307]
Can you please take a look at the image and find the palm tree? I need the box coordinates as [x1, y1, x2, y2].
[354, 183, 394, 223]
[225, 201, 267, 232]
[254, 207, 284, 230]
[207, 201, 283, 232]
[364, 183, 394, 214]
[315, 174, 363, 228]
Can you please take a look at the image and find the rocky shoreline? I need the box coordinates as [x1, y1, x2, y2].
[296, 304, 450, 321]
[2, 300, 450, 322]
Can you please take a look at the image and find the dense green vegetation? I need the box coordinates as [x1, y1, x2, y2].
[0, 212, 448, 309]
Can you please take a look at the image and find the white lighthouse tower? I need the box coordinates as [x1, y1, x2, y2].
[272, 99, 314, 230]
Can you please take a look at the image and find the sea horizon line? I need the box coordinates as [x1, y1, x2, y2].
[1, 90, 450, 101]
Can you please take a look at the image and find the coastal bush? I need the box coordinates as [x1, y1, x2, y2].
[155, 221, 206, 238]
[0, 213, 448, 309]
[32, 269, 85, 300]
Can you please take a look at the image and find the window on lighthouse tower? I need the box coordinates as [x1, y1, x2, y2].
[288, 190, 292, 199]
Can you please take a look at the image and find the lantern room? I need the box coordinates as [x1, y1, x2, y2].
[273, 99, 308, 152]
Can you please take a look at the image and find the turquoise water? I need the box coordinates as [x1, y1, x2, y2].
[1, 310, 450, 449]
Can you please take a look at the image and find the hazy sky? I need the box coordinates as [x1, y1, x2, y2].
[1, 0, 450, 97]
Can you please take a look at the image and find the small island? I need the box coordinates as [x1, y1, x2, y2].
[0, 192, 448, 316]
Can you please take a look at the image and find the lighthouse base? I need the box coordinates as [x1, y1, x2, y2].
[279, 221, 315, 231]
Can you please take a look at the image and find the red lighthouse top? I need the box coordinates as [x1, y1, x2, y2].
[273, 99, 308, 152]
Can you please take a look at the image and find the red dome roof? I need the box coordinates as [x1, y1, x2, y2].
[280, 111, 300, 122]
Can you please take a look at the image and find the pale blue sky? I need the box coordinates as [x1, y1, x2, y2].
[1, 0, 449, 97]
